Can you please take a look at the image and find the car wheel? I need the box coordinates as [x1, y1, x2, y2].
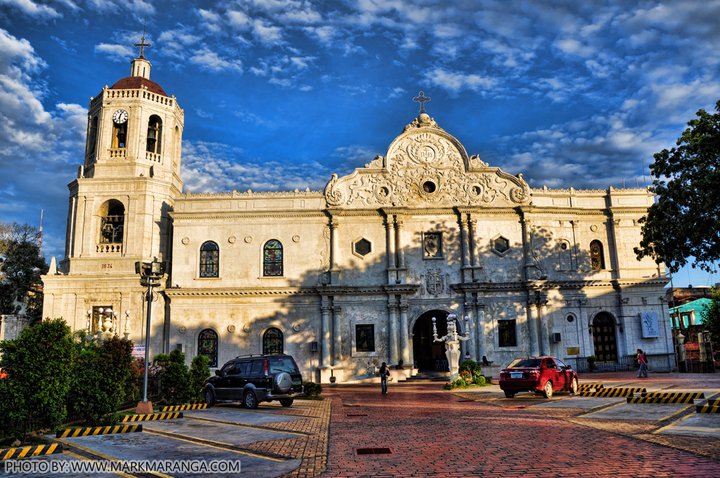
[503, 391, 515, 398]
[570, 377, 578, 395]
[244, 391, 259, 409]
[280, 398, 294, 407]
[274, 372, 293, 394]
[204, 389, 215, 407]
[543, 380, 553, 399]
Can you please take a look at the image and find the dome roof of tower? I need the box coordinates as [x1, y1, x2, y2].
[110, 76, 167, 96]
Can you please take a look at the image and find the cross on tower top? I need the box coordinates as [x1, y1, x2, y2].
[134, 21, 151, 58]
[413, 91, 431, 114]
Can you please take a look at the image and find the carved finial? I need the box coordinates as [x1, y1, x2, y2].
[413, 91, 431, 114]
[134, 19, 151, 58]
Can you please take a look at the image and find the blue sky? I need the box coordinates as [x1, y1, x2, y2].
[0, 0, 718, 287]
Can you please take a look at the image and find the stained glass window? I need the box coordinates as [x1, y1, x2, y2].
[200, 241, 219, 277]
[590, 240, 605, 271]
[263, 328, 283, 355]
[198, 329, 218, 367]
[263, 239, 283, 276]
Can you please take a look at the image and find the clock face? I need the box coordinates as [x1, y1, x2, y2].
[112, 109, 128, 124]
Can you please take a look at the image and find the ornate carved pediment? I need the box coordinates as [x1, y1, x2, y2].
[324, 114, 530, 208]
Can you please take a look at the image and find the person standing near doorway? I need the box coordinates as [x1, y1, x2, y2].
[379, 362, 390, 395]
[636, 349, 648, 378]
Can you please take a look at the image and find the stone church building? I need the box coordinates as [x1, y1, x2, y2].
[42, 51, 676, 382]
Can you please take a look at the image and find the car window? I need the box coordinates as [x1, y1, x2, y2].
[221, 361, 237, 374]
[237, 361, 250, 375]
[556, 359, 568, 368]
[545, 359, 557, 369]
[508, 358, 541, 368]
[250, 360, 263, 375]
[269, 356, 299, 374]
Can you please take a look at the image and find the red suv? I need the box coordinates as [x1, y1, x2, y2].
[499, 356, 578, 398]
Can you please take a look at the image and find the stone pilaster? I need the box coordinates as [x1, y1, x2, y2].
[399, 301, 410, 366]
[388, 300, 399, 365]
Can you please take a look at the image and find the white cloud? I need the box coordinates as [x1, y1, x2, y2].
[425, 67, 497, 94]
[227, 9, 251, 29]
[304, 26, 336, 45]
[94, 43, 134, 61]
[190, 49, 243, 73]
[0, 0, 61, 19]
[253, 20, 284, 45]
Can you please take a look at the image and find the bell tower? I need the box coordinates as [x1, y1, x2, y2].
[63, 34, 184, 274]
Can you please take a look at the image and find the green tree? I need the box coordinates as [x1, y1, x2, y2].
[0, 223, 48, 322]
[635, 100, 720, 273]
[0, 319, 75, 441]
[155, 349, 192, 404]
[701, 287, 720, 346]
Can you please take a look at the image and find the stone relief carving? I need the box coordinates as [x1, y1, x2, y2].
[324, 116, 530, 209]
[425, 268, 445, 295]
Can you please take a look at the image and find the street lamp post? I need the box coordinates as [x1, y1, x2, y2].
[135, 257, 166, 414]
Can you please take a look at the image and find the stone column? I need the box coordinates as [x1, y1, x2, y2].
[526, 296, 540, 356]
[399, 301, 410, 366]
[332, 305, 342, 366]
[384, 215, 396, 284]
[520, 216, 534, 281]
[394, 218, 406, 283]
[468, 217, 478, 281]
[475, 303, 486, 360]
[320, 297, 332, 368]
[388, 300, 399, 365]
[537, 295, 550, 355]
[458, 213, 470, 282]
[329, 218, 340, 283]
[463, 294, 477, 360]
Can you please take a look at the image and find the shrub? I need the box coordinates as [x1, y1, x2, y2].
[68, 335, 133, 426]
[156, 350, 192, 405]
[303, 381, 322, 398]
[189, 355, 210, 400]
[0, 318, 75, 441]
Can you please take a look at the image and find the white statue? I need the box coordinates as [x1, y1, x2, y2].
[433, 314, 470, 380]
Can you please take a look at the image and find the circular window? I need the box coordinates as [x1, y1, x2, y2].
[560, 242, 568, 250]
[472, 185, 482, 196]
[379, 186, 389, 197]
[422, 181, 437, 193]
[566, 315, 575, 323]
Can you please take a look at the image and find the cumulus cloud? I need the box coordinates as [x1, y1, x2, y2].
[94, 43, 134, 61]
[0, 0, 62, 19]
[425, 67, 497, 94]
[181, 140, 328, 193]
[190, 49, 243, 72]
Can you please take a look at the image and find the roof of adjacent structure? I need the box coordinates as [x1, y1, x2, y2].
[669, 298, 713, 317]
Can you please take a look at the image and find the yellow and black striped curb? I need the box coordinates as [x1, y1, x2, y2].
[627, 392, 704, 404]
[160, 403, 208, 412]
[696, 399, 720, 414]
[579, 387, 646, 397]
[1, 443, 62, 461]
[577, 383, 604, 391]
[56, 424, 142, 438]
[121, 412, 183, 422]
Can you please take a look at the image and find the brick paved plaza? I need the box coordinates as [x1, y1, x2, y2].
[319, 375, 720, 478]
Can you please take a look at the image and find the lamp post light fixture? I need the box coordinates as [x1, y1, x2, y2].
[135, 257, 166, 414]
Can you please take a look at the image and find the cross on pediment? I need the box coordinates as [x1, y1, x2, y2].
[413, 91, 431, 113]
[134, 21, 151, 58]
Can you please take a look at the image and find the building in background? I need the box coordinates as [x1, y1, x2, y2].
[41, 50, 675, 382]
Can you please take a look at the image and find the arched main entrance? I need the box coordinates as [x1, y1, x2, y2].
[592, 312, 618, 363]
[413, 310, 453, 372]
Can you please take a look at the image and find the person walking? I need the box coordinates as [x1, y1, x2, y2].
[379, 361, 390, 395]
[636, 349, 648, 378]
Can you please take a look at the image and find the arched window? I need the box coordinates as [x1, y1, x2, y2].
[263, 239, 283, 276]
[146, 115, 162, 154]
[263, 328, 283, 355]
[87, 116, 98, 158]
[198, 329, 218, 367]
[590, 240, 605, 271]
[199, 241, 219, 277]
[98, 200, 124, 245]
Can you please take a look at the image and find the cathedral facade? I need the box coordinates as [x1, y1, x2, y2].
[42, 53, 676, 382]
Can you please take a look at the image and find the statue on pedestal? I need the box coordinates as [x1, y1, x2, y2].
[432, 314, 470, 380]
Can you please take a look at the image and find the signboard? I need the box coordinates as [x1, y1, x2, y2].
[131, 345, 146, 359]
[566, 346, 580, 356]
[640, 312, 660, 338]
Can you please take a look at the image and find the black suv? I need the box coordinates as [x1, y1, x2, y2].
[203, 354, 303, 409]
